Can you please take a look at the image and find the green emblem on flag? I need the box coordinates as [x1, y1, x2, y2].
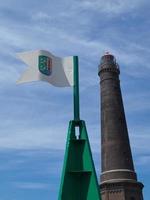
[39, 55, 52, 76]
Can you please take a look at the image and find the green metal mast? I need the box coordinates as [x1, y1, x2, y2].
[58, 56, 101, 200]
[73, 56, 80, 121]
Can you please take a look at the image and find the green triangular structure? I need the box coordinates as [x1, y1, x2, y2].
[58, 120, 101, 200]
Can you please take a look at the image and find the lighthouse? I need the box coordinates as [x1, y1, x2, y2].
[98, 53, 144, 200]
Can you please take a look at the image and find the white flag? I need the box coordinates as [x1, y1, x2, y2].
[17, 50, 74, 87]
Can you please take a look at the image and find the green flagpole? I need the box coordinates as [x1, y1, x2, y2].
[73, 56, 80, 121]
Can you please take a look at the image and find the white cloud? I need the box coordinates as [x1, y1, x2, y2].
[80, 0, 146, 14]
[135, 155, 150, 167]
[31, 12, 51, 21]
[123, 91, 150, 113]
[13, 182, 50, 190]
[0, 123, 67, 149]
[131, 134, 150, 167]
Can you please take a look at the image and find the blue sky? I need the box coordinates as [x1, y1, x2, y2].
[0, 0, 150, 199]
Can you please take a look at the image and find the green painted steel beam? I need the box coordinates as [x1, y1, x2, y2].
[58, 120, 101, 200]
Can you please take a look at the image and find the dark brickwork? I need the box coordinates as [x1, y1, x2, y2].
[98, 53, 144, 200]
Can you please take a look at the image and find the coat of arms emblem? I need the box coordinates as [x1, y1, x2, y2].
[38, 55, 52, 76]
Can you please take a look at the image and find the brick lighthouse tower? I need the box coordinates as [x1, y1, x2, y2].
[98, 53, 144, 200]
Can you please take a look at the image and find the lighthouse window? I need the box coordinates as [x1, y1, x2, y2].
[101, 58, 105, 64]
